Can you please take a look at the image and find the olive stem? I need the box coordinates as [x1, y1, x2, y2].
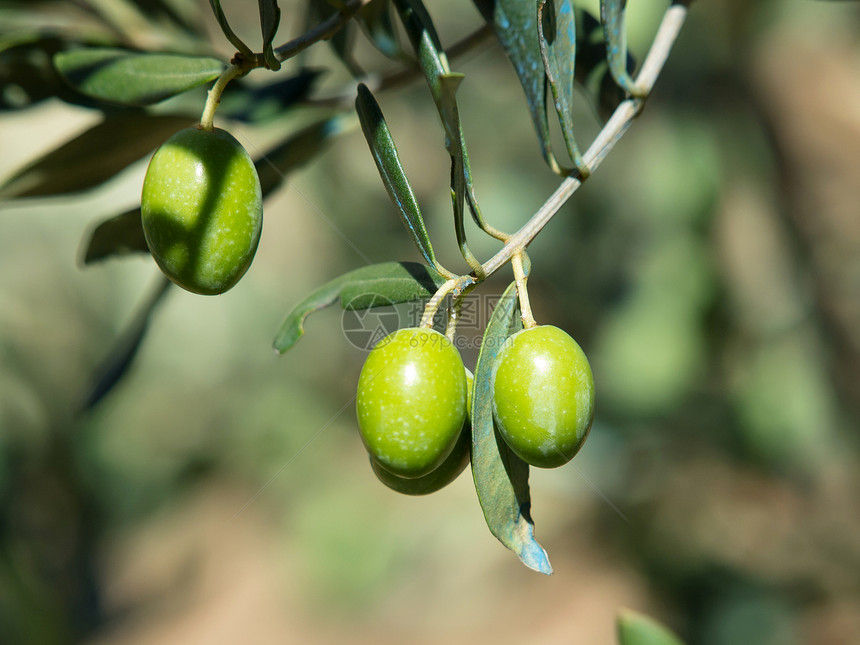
[419, 278, 458, 329]
[512, 252, 537, 329]
[199, 63, 246, 131]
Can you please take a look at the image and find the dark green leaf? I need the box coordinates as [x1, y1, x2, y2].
[83, 276, 172, 411]
[574, 9, 635, 121]
[600, 0, 637, 95]
[82, 209, 148, 264]
[358, 0, 407, 61]
[207, 0, 253, 56]
[392, 0, 485, 272]
[256, 113, 353, 197]
[617, 610, 685, 645]
[355, 83, 439, 270]
[470, 282, 552, 574]
[471, 0, 557, 171]
[0, 112, 195, 199]
[221, 69, 322, 123]
[273, 262, 444, 354]
[258, 0, 282, 70]
[538, 0, 585, 170]
[339, 261, 445, 309]
[54, 48, 225, 106]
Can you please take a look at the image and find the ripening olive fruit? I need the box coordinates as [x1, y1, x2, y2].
[370, 422, 471, 495]
[356, 328, 467, 478]
[492, 325, 595, 468]
[141, 127, 262, 295]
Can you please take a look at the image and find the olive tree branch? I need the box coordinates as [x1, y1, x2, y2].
[274, 0, 373, 62]
[480, 1, 690, 278]
[419, 1, 690, 324]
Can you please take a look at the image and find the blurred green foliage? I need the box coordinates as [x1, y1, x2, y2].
[2, 0, 860, 644]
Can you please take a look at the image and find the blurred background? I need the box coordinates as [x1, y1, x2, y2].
[1, 0, 860, 643]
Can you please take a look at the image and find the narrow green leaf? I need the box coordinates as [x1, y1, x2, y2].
[471, 0, 557, 171]
[600, 0, 638, 95]
[0, 112, 195, 199]
[573, 9, 635, 121]
[83, 276, 172, 410]
[273, 262, 444, 354]
[392, 0, 485, 273]
[355, 83, 438, 270]
[358, 0, 407, 61]
[258, 0, 282, 70]
[82, 208, 148, 264]
[538, 0, 585, 171]
[471, 282, 552, 574]
[339, 262, 445, 309]
[617, 610, 685, 645]
[207, 0, 253, 56]
[54, 48, 225, 106]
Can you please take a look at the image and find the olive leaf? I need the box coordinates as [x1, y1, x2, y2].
[220, 69, 323, 124]
[574, 9, 636, 121]
[258, 0, 281, 70]
[538, 0, 586, 171]
[207, 0, 253, 57]
[357, 0, 408, 62]
[82, 276, 172, 411]
[54, 48, 225, 106]
[471, 0, 558, 171]
[600, 0, 639, 96]
[355, 83, 440, 271]
[470, 281, 552, 574]
[392, 0, 485, 272]
[256, 113, 354, 196]
[0, 112, 194, 199]
[616, 610, 686, 645]
[81, 208, 149, 265]
[273, 262, 446, 354]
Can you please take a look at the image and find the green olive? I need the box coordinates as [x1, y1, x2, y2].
[370, 422, 471, 495]
[141, 127, 262, 295]
[492, 325, 595, 468]
[356, 328, 467, 478]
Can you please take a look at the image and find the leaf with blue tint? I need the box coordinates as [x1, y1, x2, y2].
[221, 69, 322, 123]
[600, 0, 638, 95]
[471, 0, 558, 171]
[538, 0, 585, 172]
[617, 610, 686, 645]
[355, 83, 439, 271]
[54, 48, 225, 106]
[256, 114, 353, 196]
[470, 282, 552, 574]
[273, 262, 445, 354]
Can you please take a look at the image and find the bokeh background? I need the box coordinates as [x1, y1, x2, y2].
[2, 0, 860, 643]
